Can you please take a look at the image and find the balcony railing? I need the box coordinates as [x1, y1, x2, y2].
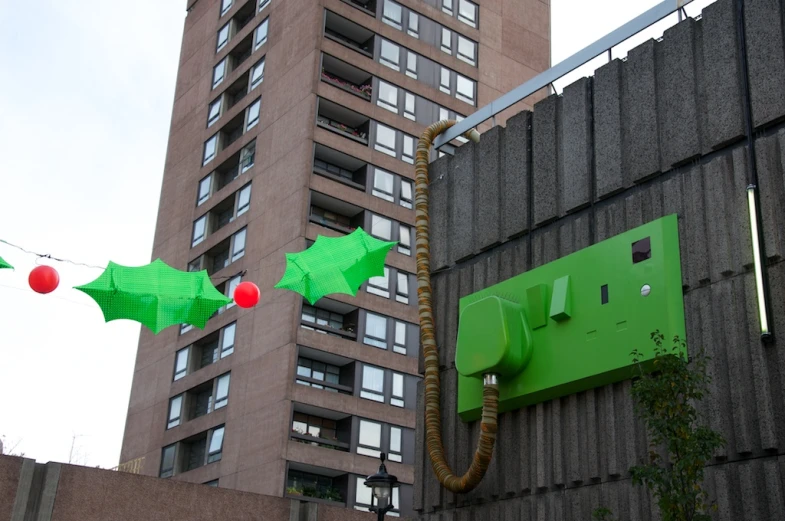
[290, 431, 350, 452]
[321, 70, 372, 100]
[316, 115, 368, 143]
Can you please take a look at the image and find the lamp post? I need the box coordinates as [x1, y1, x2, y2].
[363, 453, 399, 520]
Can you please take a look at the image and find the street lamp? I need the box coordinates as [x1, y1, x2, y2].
[363, 453, 399, 520]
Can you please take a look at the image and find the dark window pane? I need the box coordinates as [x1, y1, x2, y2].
[632, 237, 651, 264]
[601, 284, 609, 305]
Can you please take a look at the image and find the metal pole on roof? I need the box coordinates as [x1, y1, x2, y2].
[433, 0, 696, 150]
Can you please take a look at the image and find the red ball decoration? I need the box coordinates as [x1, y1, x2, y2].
[29, 265, 60, 294]
[233, 281, 260, 308]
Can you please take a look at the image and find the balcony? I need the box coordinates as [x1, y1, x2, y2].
[341, 0, 377, 17]
[296, 345, 355, 395]
[313, 144, 367, 191]
[211, 140, 254, 191]
[321, 54, 373, 101]
[234, 0, 256, 31]
[286, 463, 348, 505]
[309, 191, 364, 234]
[228, 32, 254, 71]
[317, 99, 369, 145]
[225, 70, 251, 110]
[324, 11, 375, 58]
[291, 403, 351, 452]
[300, 298, 358, 339]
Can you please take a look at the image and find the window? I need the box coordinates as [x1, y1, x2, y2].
[394, 321, 407, 353]
[364, 313, 388, 348]
[396, 273, 409, 304]
[402, 135, 414, 164]
[250, 57, 265, 90]
[405, 52, 417, 79]
[392, 373, 404, 407]
[301, 305, 344, 330]
[197, 175, 212, 206]
[457, 36, 477, 66]
[296, 357, 341, 389]
[377, 81, 398, 113]
[203, 135, 218, 165]
[181, 323, 194, 335]
[207, 97, 222, 127]
[246, 98, 261, 130]
[240, 141, 255, 173]
[372, 168, 395, 202]
[205, 480, 219, 487]
[442, 0, 453, 15]
[398, 225, 411, 255]
[367, 267, 390, 298]
[259, 0, 270, 11]
[456, 74, 475, 104]
[231, 228, 246, 261]
[404, 93, 415, 121]
[440, 67, 451, 94]
[214, 373, 231, 409]
[254, 18, 268, 50]
[236, 184, 252, 215]
[221, 0, 233, 16]
[160, 445, 176, 477]
[174, 347, 189, 380]
[374, 124, 397, 157]
[292, 413, 337, 439]
[168, 395, 183, 429]
[407, 12, 419, 38]
[207, 426, 225, 463]
[455, 114, 469, 143]
[361, 365, 384, 402]
[355, 476, 399, 514]
[380, 40, 400, 71]
[441, 28, 452, 54]
[400, 180, 413, 209]
[383, 0, 402, 29]
[226, 276, 241, 309]
[371, 214, 392, 240]
[357, 420, 382, 458]
[221, 323, 236, 357]
[213, 58, 227, 89]
[458, 0, 478, 28]
[389, 426, 403, 462]
[217, 24, 230, 52]
[192, 215, 207, 247]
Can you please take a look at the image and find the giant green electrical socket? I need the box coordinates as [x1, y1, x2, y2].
[455, 214, 686, 421]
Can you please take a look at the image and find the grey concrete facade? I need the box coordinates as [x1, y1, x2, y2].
[414, 0, 785, 519]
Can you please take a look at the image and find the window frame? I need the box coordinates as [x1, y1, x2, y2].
[174, 347, 189, 381]
[203, 134, 218, 166]
[367, 266, 391, 298]
[372, 168, 395, 202]
[192, 215, 207, 247]
[363, 312, 388, 349]
[405, 52, 417, 79]
[360, 365, 385, 402]
[395, 273, 409, 305]
[207, 97, 222, 128]
[382, 0, 403, 30]
[240, 140, 256, 173]
[458, 0, 478, 28]
[380, 39, 400, 71]
[357, 419, 383, 458]
[236, 184, 252, 216]
[370, 213, 393, 241]
[167, 394, 184, 429]
[374, 124, 397, 157]
[407, 11, 419, 38]
[221, 322, 236, 357]
[207, 425, 225, 463]
[376, 80, 399, 113]
[197, 174, 213, 206]
[456, 74, 475, 104]
[249, 57, 266, 91]
[457, 35, 477, 66]
[398, 225, 412, 255]
[220, 0, 233, 16]
[246, 97, 261, 130]
[160, 444, 176, 477]
[440, 27, 452, 55]
[214, 373, 231, 409]
[393, 320, 407, 354]
[231, 227, 247, 261]
[388, 426, 403, 462]
[391, 372, 405, 407]
[213, 58, 227, 89]
[254, 18, 269, 50]
[400, 179, 413, 209]
[216, 23, 230, 52]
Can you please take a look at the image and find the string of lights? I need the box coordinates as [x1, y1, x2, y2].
[0, 239, 246, 283]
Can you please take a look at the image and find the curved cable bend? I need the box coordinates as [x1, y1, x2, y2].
[415, 120, 499, 494]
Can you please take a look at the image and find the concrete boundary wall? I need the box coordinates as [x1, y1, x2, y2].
[414, 0, 785, 519]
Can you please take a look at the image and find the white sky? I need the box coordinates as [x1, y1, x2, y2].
[0, 0, 715, 468]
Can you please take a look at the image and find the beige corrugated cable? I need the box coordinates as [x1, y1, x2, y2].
[415, 120, 498, 493]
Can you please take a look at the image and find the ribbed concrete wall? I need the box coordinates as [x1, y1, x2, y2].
[414, 0, 785, 519]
